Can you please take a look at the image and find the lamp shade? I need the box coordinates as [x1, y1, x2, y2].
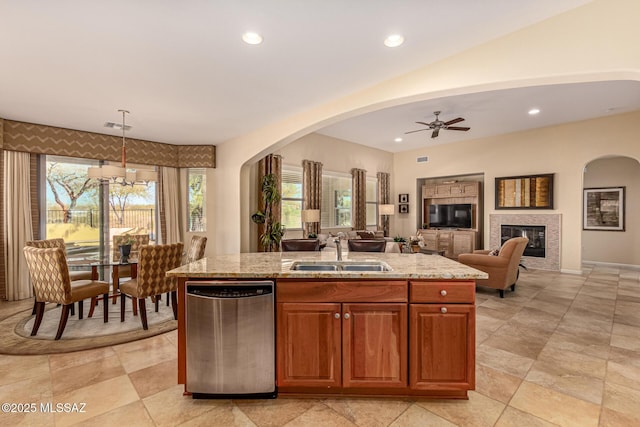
[379, 204, 395, 215]
[301, 209, 320, 223]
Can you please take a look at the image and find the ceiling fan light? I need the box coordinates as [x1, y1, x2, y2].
[528, 108, 540, 115]
[242, 32, 263, 45]
[384, 34, 404, 48]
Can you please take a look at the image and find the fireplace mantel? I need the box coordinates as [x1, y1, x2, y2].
[490, 214, 561, 271]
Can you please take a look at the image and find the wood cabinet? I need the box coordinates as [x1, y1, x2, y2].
[422, 182, 479, 199]
[276, 280, 408, 393]
[409, 281, 475, 392]
[276, 279, 475, 398]
[418, 229, 476, 258]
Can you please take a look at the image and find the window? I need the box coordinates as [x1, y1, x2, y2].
[281, 166, 303, 229]
[366, 177, 378, 226]
[188, 168, 206, 232]
[42, 155, 157, 258]
[322, 172, 351, 228]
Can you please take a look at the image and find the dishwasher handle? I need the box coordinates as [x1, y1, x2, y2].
[187, 284, 272, 299]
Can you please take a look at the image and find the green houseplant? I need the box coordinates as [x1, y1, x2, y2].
[251, 173, 285, 252]
[393, 236, 407, 252]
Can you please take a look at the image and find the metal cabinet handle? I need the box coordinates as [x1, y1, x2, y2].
[344, 313, 350, 320]
[334, 313, 340, 319]
[440, 290, 447, 296]
[440, 307, 448, 314]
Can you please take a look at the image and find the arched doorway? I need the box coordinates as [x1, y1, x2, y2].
[582, 156, 640, 267]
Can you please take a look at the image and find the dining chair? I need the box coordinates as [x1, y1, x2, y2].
[119, 243, 183, 330]
[281, 239, 320, 251]
[164, 235, 207, 307]
[25, 238, 93, 316]
[347, 239, 387, 252]
[23, 246, 109, 340]
[111, 234, 150, 304]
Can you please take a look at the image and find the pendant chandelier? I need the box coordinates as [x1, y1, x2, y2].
[88, 109, 156, 186]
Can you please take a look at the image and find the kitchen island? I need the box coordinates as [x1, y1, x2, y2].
[167, 251, 487, 399]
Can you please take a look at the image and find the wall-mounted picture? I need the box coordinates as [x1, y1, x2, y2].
[399, 193, 409, 204]
[399, 204, 409, 214]
[583, 187, 625, 231]
[495, 173, 554, 209]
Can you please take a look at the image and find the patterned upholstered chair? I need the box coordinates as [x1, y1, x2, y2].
[347, 239, 387, 252]
[185, 235, 208, 263]
[281, 239, 320, 251]
[119, 243, 183, 330]
[111, 234, 150, 304]
[26, 238, 93, 315]
[23, 246, 110, 340]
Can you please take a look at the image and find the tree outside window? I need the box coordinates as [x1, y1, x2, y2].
[188, 168, 206, 232]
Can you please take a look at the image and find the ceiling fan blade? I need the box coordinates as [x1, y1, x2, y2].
[431, 128, 440, 138]
[446, 126, 470, 131]
[444, 117, 464, 126]
[415, 121, 431, 126]
[404, 129, 428, 134]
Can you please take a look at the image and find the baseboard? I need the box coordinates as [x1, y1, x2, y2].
[582, 261, 640, 270]
[560, 268, 584, 275]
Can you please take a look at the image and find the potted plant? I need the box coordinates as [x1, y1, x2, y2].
[307, 232, 318, 239]
[393, 236, 407, 252]
[118, 235, 135, 261]
[251, 173, 285, 252]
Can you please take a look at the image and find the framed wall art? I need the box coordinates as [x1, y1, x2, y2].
[495, 173, 554, 209]
[399, 193, 409, 204]
[399, 204, 409, 214]
[583, 187, 625, 231]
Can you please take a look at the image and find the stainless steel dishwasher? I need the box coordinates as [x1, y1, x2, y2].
[185, 281, 276, 398]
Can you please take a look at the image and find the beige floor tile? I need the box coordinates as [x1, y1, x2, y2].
[389, 404, 457, 427]
[282, 402, 357, 427]
[536, 346, 607, 378]
[0, 372, 54, 427]
[128, 358, 178, 398]
[602, 381, 640, 419]
[475, 364, 522, 404]
[416, 391, 505, 427]
[608, 346, 640, 370]
[113, 333, 177, 373]
[525, 364, 604, 404]
[51, 354, 126, 396]
[143, 384, 225, 427]
[179, 403, 257, 427]
[482, 324, 551, 359]
[543, 330, 611, 360]
[494, 407, 558, 427]
[48, 346, 117, 372]
[606, 360, 640, 392]
[53, 375, 140, 427]
[510, 381, 600, 427]
[610, 323, 640, 352]
[476, 344, 535, 379]
[0, 354, 50, 386]
[73, 401, 155, 427]
[235, 398, 319, 427]
[324, 397, 411, 427]
[599, 406, 640, 427]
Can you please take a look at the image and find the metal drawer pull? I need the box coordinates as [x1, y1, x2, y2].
[440, 307, 448, 314]
[344, 313, 350, 320]
[440, 290, 447, 296]
[334, 313, 340, 319]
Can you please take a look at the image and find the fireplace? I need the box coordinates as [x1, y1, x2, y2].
[501, 225, 546, 258]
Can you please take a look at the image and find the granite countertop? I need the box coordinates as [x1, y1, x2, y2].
[167, 251, 488, 280]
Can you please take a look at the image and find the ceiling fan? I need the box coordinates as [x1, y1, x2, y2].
[405, 111, 470, 138]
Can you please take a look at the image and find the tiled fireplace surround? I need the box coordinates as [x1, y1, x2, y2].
[490, 214, 561, 271]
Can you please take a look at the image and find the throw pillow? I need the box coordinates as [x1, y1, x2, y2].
[488, 248, 500, 256]
[357, 231, 375, 239]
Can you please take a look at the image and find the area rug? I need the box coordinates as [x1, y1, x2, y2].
[0, 300, 177, 355]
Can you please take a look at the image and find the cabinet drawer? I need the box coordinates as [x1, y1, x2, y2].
[277, 280, 408, 303]
[410, 281, 475, 303]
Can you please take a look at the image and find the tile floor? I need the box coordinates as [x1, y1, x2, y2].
[1, 265, 639, 426]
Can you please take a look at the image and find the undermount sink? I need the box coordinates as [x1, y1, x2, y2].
[290, 260, 392, 272]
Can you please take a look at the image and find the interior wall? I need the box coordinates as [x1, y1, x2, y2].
[582, 156, 640, 265]
[392, 110, 640, 273]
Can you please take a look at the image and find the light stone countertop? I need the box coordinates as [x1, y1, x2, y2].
[167, 251, 488, 280]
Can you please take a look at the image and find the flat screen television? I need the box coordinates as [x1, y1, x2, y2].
[428, 203, 473, 229]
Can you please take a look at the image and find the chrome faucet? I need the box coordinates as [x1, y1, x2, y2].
[334, 232, 345, 261]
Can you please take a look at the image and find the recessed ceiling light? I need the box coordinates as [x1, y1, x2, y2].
[528, 108, 540, 115]
[394, 137, 403, 143]
[242, 32, 263, 45]
[384, 35, 404, 48]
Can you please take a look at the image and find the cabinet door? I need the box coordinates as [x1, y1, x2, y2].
[422, 185, 435, 198]
[437, 231, 453, 258]
[452, 231, 475, 258]
[410, 304, 475, 391]
[342, 303, 408, 389]
[277, 303, 341, 388]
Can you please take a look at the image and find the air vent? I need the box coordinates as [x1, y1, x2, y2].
[104, 122, 132, 131]
[416, 156, 429, 163]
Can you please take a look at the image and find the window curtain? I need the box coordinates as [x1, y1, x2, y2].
[3, 151, 34, 301]
[257, 154, 282, 251]
[159, 166, 182, 244]
[377, 172, 391, 234]
[351, 168, 367, 230]
[302, 159, 322, 236]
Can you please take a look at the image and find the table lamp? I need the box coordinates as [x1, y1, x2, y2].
[379, 204, 395, 237]
[301, 209, 320, 237]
